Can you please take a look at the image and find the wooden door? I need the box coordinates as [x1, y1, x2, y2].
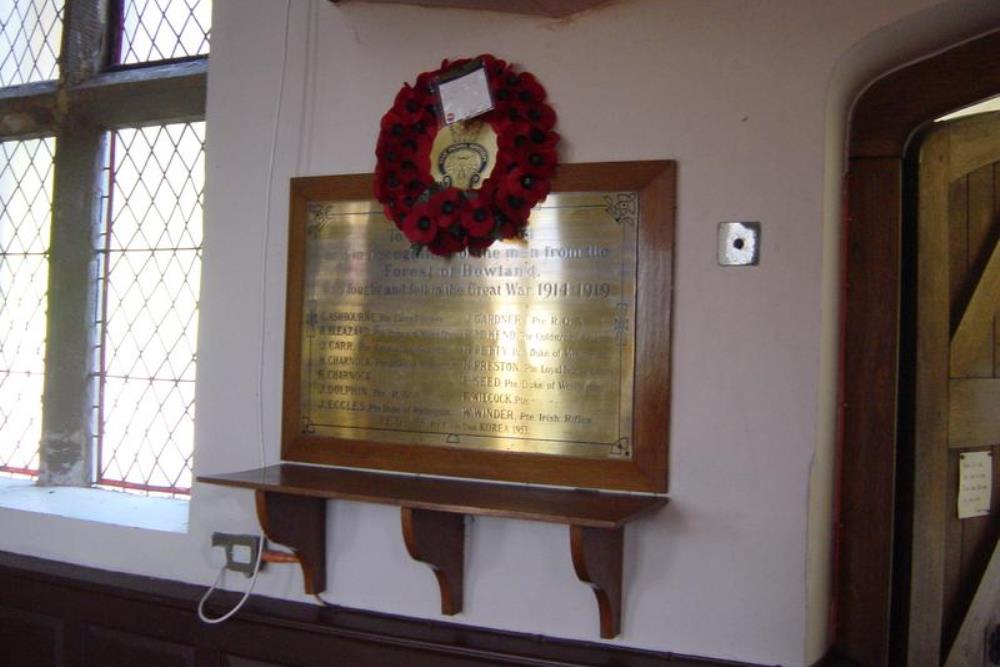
[910, 110, 1000, 666]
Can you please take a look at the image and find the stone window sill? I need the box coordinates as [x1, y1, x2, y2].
[0, 478, 188, 533]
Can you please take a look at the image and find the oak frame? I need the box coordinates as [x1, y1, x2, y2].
[281, 161, 675, 493]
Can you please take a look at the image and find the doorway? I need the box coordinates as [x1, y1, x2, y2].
[903, 109, 1000, 666]
[837, 30, 1000, 667]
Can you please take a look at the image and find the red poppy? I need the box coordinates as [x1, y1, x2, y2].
[519, 103, 556, 131]
[392, 85, 425, 121]
[379, 131, 432, 162]
[523, 145, 557, 178]
[375, 141, 402, 166]
[490, 87, 514, 112]
[467, 234, 495, 256]
[374, 164, 406, 201]
[427, 224, 466, 256]
[382, 197, 405, 227]
[402, 171, 434, 199]
[374, 178, 398, 211]
[495, 193, 531, 230]
[461, 189, 497, 237]
[515, 127, 559, 154]
[497, 122, 534, 154]
[504, 166, 550, 207]
[379, 109, 409, 139]
[429, 188, 464, 229]
[511, 72, 546, 105]
[401, 201, 438, 245]
[498, 123, 559, 156]
[493, 207, 524, 240]
[390, 193, 419, 226]
[482, 55, 508, 83]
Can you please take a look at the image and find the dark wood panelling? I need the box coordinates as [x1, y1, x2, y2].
[84, 625, 195, 667]
[225, 658, 286, 667]
[0, 550, 764, 667]
[0, 606, 62, 667]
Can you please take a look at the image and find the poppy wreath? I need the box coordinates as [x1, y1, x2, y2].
[374, 54, 559, 257]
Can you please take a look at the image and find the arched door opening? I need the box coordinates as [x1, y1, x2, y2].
[837, 29, 1000, 667]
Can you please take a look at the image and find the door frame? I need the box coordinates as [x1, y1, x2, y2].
[837, 29, 1000, 666]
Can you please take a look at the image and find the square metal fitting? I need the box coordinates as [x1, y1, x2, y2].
[718, 221, 761, 266]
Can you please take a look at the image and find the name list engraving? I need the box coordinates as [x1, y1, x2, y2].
[299, 192, 638, 460]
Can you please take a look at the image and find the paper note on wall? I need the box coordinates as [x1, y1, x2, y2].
[958, 451, 992, 519]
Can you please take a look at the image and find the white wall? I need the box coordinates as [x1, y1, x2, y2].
[3, 1, 1000, 665]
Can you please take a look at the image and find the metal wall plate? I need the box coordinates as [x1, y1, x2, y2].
[718, 221, 761, 266]
[212, 532, 262, 578]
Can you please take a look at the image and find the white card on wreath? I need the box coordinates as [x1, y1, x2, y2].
[437, 66, 493, 125]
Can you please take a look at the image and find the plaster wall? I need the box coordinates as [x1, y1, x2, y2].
[2, 1, 1000, 665]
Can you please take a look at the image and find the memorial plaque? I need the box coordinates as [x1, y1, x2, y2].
[299, 192, 636, 459]
[283, 162, 675, 492]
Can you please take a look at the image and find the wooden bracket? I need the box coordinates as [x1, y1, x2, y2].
[570, 525, 624, 639]
[255, 490, 327, 594]
[203, 465, 665, 636]
[400, 507, 465, 615]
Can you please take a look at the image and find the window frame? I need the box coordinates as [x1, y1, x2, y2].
[0, 0, 207, 490]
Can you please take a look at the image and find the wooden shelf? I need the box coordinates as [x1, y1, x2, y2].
[200, 464, 666, 638]
[201, 464, 663, 527]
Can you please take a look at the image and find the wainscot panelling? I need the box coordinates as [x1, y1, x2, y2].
[0, 551, 768, 667]
[0, 605, 63, 667]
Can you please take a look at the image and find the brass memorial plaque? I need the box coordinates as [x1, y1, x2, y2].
[299, 191, 638, 460]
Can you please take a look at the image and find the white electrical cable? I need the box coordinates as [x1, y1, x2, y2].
[197, 542, 265, 624]
[197, 0, 293, 625]
[296, 0, 319, 176]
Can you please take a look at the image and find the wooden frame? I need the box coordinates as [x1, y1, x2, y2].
[837, 30, 1000, 666]
[281, 161, 675, 493]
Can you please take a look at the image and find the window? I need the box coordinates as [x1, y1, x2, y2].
[0, 138, 54, 476]
[116, 0, 211, 65]
[0, 0, 209, 497]
[97, 122, 205, 494]
[0, 0, 62, 85]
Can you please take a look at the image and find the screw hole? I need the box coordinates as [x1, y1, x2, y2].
[733, 237, 745, 250]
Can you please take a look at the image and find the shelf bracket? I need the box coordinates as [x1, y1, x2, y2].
[570, 524, 623, 639]
[401, 507, 465, 615]
[202, 465, 665, 636]
[255, 490, 327, 594]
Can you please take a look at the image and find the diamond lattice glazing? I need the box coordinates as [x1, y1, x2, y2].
[119, 0, 210, 65]
[0, 0, 62, 86]
[97, 122, 204, 494]
[0, 137, 54, 477]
